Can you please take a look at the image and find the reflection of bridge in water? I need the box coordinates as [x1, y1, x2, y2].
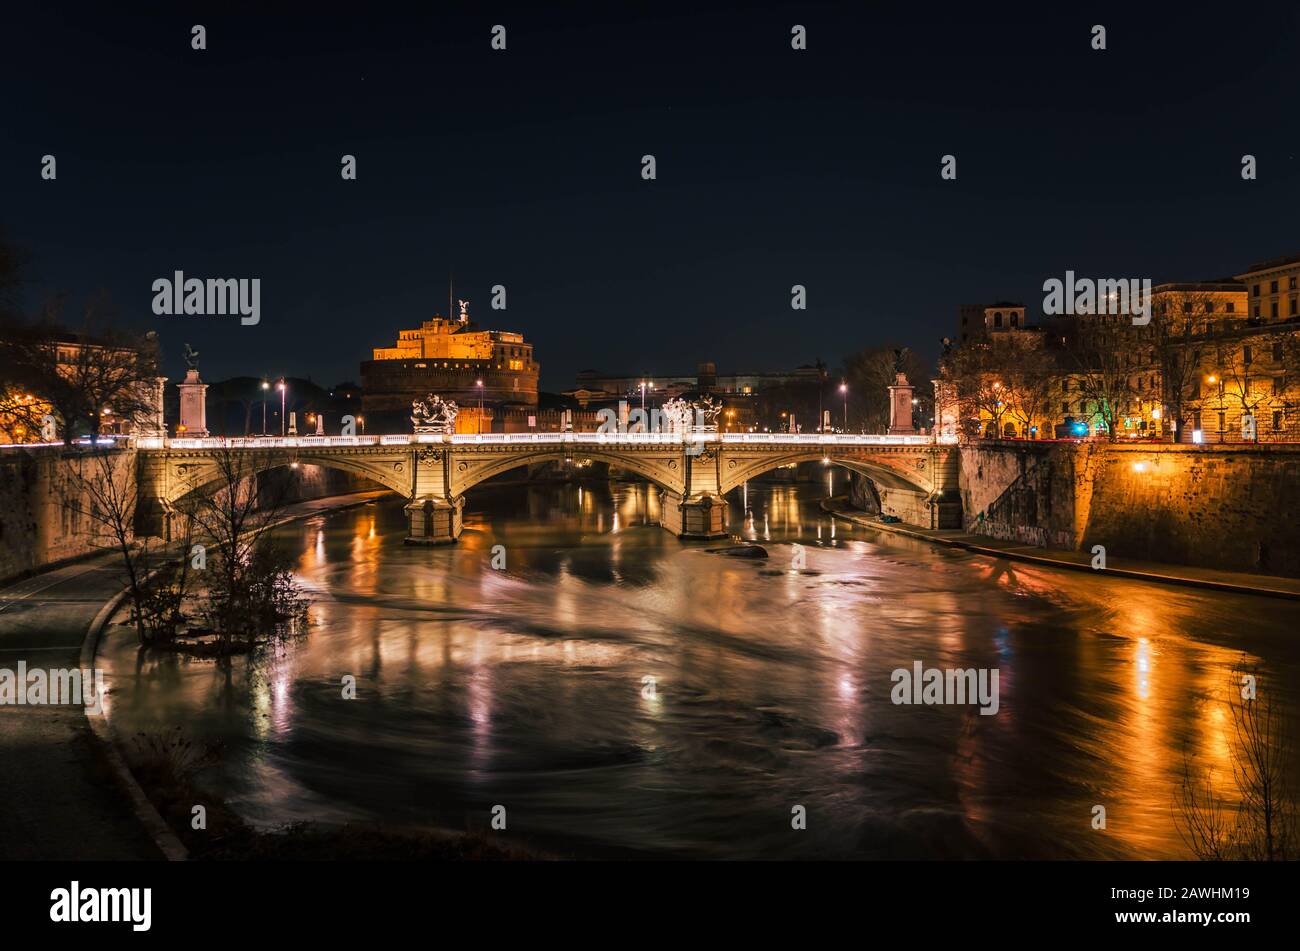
[135, 432, 961, 542]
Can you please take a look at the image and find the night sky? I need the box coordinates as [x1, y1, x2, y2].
[4, 3, 1299, 389]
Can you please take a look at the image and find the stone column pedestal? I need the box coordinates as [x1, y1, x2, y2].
[887, 373, 916, 436]
[661, 492, 728, 539]
[404, 495, 464, 545]
[177, 369, 208, 436]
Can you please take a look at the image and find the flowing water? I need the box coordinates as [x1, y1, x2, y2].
[100, 478, 1300, 859]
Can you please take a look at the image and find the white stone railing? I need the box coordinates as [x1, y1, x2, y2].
[131, 431, 956, 450]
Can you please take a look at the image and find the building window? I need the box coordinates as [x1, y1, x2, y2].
[1274, 377, 1284, 396]
[1062, 401, 1070, 414]
[993, 312, 1003, 327]
[1252, 284, 1261, 297]
[1291, 297, 1297, 316]
[1226, 302, 1235, 313]
[1271, 280, 1279, 293]
[1205, 301, 1215, 313]
[1274, 411, 1284, 430]
[1290, 276, 1297, 290]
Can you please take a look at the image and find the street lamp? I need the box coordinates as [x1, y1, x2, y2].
[276, 379, 286, 436]
[260, 380, 270, 435]
[357, 415, 365, 435]
[476, 379, 484, 434]
[839, 382, 848, 432]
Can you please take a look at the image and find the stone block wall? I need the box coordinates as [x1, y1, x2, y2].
[960, 441, 1300, 577]
[0, 448, 135, 582]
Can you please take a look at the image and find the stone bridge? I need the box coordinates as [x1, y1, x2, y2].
[135, 432, 960, 543]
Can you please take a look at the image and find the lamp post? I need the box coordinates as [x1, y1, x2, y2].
[261, 380, 269, 435]
[839, 382, 848, 432]
[818, 371, 824, 433]
[476, 379, 484, 434]
[277, 379, 286, 437]
[357, 415, 365, 436]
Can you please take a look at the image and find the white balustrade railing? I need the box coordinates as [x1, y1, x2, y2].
[129, 430, 955, 450]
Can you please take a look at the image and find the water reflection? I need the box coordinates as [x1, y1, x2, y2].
[100, 478, 1300, 858]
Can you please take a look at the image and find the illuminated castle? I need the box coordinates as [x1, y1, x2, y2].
[360, 301, 539, 415]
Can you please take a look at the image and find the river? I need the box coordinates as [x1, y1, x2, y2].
[99, 478, 1300, 859]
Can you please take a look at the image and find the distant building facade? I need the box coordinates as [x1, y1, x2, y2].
[944, 261, 1300, 444]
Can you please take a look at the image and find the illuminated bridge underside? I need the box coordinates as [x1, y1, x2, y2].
[135, 433, 961, 542]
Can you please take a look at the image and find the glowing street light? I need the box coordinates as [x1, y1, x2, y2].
[276, 379, 286, 436]
[357, 415, 365, 435]
[261, 380, 270, 434]
[840, 382, 848, 432]
[476, 379, 484, 434]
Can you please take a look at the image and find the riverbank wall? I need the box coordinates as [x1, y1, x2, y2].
[965, 442, 1300, 577]
[849, 441, 1300, 578]
[0, 449, 385, 583]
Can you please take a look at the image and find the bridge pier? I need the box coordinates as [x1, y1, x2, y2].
[660, 491, 728, 539]
[134, 496, 175, 541]
[404, 495, 464, 545]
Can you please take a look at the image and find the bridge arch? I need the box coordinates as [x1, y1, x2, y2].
[717, 449, 937, 497]
[447, 446, 684, 498]
[157, 449, 408, 508]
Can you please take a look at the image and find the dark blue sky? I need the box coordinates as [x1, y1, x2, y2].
[4, 3, 1299, 388]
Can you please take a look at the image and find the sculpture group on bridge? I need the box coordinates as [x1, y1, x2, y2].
[410, 394, 458, 434]
[659, 396, 721, 432]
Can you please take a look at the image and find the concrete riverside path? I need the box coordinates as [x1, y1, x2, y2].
[823, 499, 1300, 600]
[0, 490, 389, 860]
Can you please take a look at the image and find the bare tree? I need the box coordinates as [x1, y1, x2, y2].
[1175, 665, 1296, 861]
[0, 296, 161, 444]
[68, 447, 193, 645]
[1000, 336, 1057, 438]
[0, 230, 28, 323]
[1062, 316, 1141, 442]
[183, 449, 307, 651]
[944, 342, 1021, 438]
[1212, 337, 1270, 443]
